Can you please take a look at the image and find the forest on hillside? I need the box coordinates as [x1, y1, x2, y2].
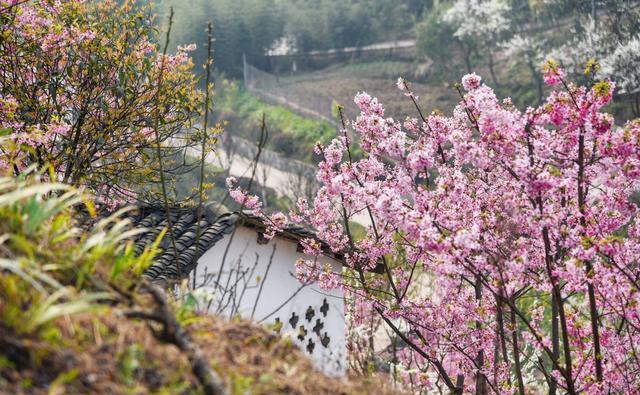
[157, 0, 640, 111]
[152, 0, 640, 181]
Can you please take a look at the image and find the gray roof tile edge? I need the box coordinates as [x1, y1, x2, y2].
[125, 205, 337, 282]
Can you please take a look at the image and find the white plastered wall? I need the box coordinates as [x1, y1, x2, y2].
[190, 226, 346, 376]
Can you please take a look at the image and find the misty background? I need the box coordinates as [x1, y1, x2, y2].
[153, 0, 640, 212]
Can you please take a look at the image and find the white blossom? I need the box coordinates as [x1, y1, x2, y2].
[548, 7, 640, 94]
[601, 35, 640, 94]
[442, 0, 511, 41]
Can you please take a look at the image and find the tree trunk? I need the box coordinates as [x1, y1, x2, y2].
[549, 293, 559, 395]
[510, 302, 526, 395]
[475, 275, 487, 394]
[487, 50, 500, 90]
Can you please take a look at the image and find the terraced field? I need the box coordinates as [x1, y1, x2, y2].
[251, 60, 460, 122]
[279, 66, 459, 121]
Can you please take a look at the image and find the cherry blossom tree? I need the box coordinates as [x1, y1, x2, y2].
[0, 0, 203, 204]
[230, 62, 640, 393]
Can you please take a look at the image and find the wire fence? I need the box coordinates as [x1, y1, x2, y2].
[243, 57, 338, 126]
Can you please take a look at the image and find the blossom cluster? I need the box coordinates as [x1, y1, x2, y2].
[0, 0, 202, 205]
[546, 3, 640, 96]
[226, 176, 287, 240]
[280, 66, 640, 393]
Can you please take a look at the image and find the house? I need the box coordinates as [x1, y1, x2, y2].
[128, 204, 347, 377]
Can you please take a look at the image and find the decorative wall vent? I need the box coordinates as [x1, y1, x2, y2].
[306, 338, 315, 353]
[305, 306, 315, 322]
[279, 301, 339, 366]
[312, 319, 324, 335]
[320, 299, 329, 316]
[297, 325, 308, 341]
[320, 332, 330, 348]
[289, 312, 299, 328]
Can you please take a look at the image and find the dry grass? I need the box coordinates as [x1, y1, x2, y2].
[280, 67, 460, 121]
[1, 308, 407, 395]
[0, 174, 407, 394]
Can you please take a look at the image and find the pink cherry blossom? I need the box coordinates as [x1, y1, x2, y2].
[461, 72, 482, 90]
[543, 59, 567, 86]
[236, 69, 640, 393]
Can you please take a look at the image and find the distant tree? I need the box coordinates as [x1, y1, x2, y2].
[156, 0, 284, 77]
[601, 36, 640, 96]
[280, 0, 416, 56]
[415, 3, 461, 74]
[403, 0, 434, 20]
[502, 34, 547, 103]
[441, 0, 512, 85]
[547, 1, 640, 115]
[281, 0, 376, 53]
[282, 4, 331, 53]
[0, 0, 203, 205]
[325, 1, 376, 49]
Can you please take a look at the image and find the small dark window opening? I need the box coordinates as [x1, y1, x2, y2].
[297, 325, 308, 341]
[320, 299, 329, 316]
[289, 312, 299, 328]
[306, 338, 315, 353]
[305, 306, 315, 322]
[320, 332, 330, 347]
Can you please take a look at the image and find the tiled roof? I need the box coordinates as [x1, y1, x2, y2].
[124, 204, 330, 283]
[131, 207, 237, 282]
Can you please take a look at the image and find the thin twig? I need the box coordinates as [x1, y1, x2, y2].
[193, 22, 215, 289]
[151, 7, 180, 271]
[250, 244, 276, 320]
[211, 116, 268, 297]
[130, 282, 228, 395]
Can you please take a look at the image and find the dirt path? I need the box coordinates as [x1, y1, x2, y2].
[183, 135, 371, 225]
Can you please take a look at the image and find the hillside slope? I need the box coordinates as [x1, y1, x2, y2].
[0, 173, 404, 395]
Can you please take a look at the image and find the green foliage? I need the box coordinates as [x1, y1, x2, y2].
[341, 61, 416, 79]
[231, 373, 254, 395]
[156, 0, 284, 77]
[49, 369, 80, 393]
[281, 0, 390, 52]
[217, 81, 335, 161]
[282, 0, 419, 51]
[0, 169, 207, 393]
[415, 3, 460, 75]
[0, 168, 157, 337]
[347, 221, 367, 242]
[118, 344, 143, 386]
